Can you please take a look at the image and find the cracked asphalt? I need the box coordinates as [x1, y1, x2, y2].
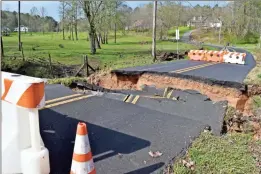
[39, 84, 227, 174]
[39, 31, 237, 174]
[121, 32, 256, 83]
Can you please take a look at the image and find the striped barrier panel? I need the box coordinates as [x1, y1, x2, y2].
[206, 50, 227, 62]
[223, 52, 246, 65]
[1, 71, 50, 174]
[188, 50, 207, 61]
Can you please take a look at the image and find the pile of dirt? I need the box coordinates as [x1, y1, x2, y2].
[157, 52, 186, 61]
[156, 50, 189, 62]
[225, 109, 261, 140]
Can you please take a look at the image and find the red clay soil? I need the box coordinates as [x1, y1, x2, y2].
[88, 72, 252, 114]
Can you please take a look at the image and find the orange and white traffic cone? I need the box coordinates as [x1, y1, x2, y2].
[70, 122, 96, 174]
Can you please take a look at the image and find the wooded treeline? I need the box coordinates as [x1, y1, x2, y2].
[2, 0, 261, 55]
[1, 8, 58, 33]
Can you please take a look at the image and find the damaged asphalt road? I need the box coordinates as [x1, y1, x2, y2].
[120, 52, 255, 83]
[39, 84, 228, 174]
[120, 36, 255, 83]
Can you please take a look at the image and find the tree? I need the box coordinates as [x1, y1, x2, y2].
[152, 1, 157, 62]
[64, 1, 81, 41]
[72, 1, 80, 40]
[30, 7, 39, 33]
[59, 2, 67, 40]
[113, 1, 123, 43]
[40, 7, 47, 34]
[81, 1, 103, 54]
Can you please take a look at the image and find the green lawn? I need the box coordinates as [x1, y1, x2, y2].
[168, 26, 194, 38]
[191, 29, 261, 51]
[2, 32, 198, 69]
[173, 132, 260, 174]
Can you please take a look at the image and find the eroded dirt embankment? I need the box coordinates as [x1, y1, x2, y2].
[88, 70, 261, 115]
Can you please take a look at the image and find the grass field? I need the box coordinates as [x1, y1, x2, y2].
[191, 29, 261, 51]
[168, 26, 193, 38]
[2, 31, 198, 69]
[173, 132, 260, 174]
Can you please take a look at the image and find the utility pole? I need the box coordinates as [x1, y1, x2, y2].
[1, 36, 4, 57]
[18, 1, 21, 51]
[176, 28, 179, 59]
[152, 1, 157, 62]
[218, 18, 222, 44]
[114, 1, 117, 43]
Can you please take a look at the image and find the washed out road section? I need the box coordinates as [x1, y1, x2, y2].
[40, 85, 211, 174]
[122, 59, 207, 72]
[40, 96, 206, 174]
[121, 42, 255, 83]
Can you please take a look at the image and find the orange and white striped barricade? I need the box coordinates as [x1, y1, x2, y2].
[223, 52, 246, 65]
[205, 50, 223, 62]
[208, 50, 227, 62]
[188, 50, 207, 61]
[1, 72, 50, 174]
[71, 122, 96, 174]
[218, 51, 228, 62]
[188, 50, 195, 59]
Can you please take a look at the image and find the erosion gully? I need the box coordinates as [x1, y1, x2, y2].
[85, 70, 261, 115]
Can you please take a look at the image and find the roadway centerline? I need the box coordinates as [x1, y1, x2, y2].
[171, 62, 218, 73]
[173, 62, 217, 73]
[41, 94, 93, 110]
[45, 93, 82, 104]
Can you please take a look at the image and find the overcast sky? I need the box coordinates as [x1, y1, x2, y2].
[2, 1, 228, 21]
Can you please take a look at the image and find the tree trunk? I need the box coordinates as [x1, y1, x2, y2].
[218, 21, 222, 44]
[152, 1, 157, 62]
[105, 32, 108, 44]
[62, 26, 65, 40]
[114, 22, 117, 43]
[69, 25, 71, 40]
[18, 1, 21, 51]
[83, 1, 96, 54]
[103, 32, 106, 44]
[97, 34, 100, 43]
[75, 21, 78, 40]
[99, 33, 104, 44]
[75, 6, 78, 40]
[71, 23, 74, 40]
[42, 18, 44, 35]
[89, 31, 96, 54]
[95, 33, 101, 49]
[30, 25, 33, 36]
[62, 2, 65, 40]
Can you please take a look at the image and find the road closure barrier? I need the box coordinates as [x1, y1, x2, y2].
[205, 50, 226, 62]
[188, 49, 246, 65]
[71, 122, 96, 174]
[188, 50, 207, 61]
[1, 71, 50, 174]
[223, 52, 246, 65]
